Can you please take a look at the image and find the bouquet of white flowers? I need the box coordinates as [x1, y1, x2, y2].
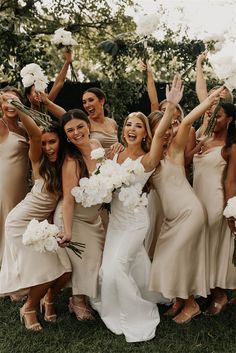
[23, 219, 85, 258]
[71, 148, 148, 212]
[223, 196, 236, 266]
[20, 63, 49, 93]
[51, 28, 78, 82]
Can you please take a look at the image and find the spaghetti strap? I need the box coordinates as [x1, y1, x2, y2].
[113, 153, 119, 162]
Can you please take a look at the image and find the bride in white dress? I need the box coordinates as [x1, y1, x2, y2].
[92, 76, 183, 343]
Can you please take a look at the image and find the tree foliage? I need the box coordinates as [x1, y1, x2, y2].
[0, 0, 135, 85]
[1, 1, 233, 129]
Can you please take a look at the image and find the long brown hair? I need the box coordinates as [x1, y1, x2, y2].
[39, 121, 62, 196]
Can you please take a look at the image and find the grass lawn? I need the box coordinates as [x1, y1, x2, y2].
[0, 289, 236, 353]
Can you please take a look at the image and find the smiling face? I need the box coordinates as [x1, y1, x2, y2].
[64, 118, 90, 146]
[123, 115, 147, 147]
[1, 91, 19, 119]
[82, 92, 104, 120]
[41, 132, 60, 162]
[213, 107, 232, 133]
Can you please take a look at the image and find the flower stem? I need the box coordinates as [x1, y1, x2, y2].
[233, 239, 236, 267]
[205, 99, 222, 136]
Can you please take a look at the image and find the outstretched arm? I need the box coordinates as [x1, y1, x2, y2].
[173, 86, 224, 152]
[48, 50, 73, 102]
[196, 51, 208, 103]
[38, 92, 66, 119]
[3, 93, 42, 163]
[141, 60, 159, 112]
[142, 75, 183, 171]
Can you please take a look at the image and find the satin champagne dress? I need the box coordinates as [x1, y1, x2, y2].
[0, 128, 29, 263]
[193, 146, 236, 289]
[0, 179, 71, 296]
[54, 200, 105, 298]
[149, 157, 209, 300]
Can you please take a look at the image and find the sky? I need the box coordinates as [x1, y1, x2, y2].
[131, 0, 236, 41]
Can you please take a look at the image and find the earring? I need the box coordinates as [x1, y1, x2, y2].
[142, 137, 146, 142]
[67, 138, 71, 143]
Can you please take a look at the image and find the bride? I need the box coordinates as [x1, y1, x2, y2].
[92, 76, 183, 343]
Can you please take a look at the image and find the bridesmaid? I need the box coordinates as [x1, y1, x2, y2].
[0, 86, 29, 264]
[0, 95, 71, 331]
[193, 101, 236, 315]
[82, 87, 123, 228]
[55, 109, 105, 320]
[82, 87, 120, 155]
[149, 86, 225, 324]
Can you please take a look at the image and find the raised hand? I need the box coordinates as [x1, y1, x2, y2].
[196, 51, 208, 65]
[166, 75, 184, 106]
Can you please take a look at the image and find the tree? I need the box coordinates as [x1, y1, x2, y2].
[0, 0, 136, 85]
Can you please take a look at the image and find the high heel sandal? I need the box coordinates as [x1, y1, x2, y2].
[20, 304, 42, 331]
[40, 298, 57, 323]
[68, 297, 95, 321]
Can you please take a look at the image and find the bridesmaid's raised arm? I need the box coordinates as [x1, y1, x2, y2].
[142, 75, 183, 171]
[173, 86, 224, 152]
[3, 93, 42, 164]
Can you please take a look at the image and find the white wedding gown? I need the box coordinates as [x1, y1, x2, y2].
[92, 156, 164, 343]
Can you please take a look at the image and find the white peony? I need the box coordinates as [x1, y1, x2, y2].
[208, 40, 236, 88]
[20, 63, 48, 91]
[22, 219, 59, 253]
[51, 28, 78, 46]
[136, 13, 160, 36]
[118, 183, 148, 212]
[34, 78, 48, 93]
[22, 74, 35, 87]
[44, 236, 59, 252]
[223, 196, 236, 219]
[91, 147, 105, 160]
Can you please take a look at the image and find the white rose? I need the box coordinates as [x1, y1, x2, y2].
[44, 236, 59, 252]
[33, 241, 45, 253]
[136, 13, 160, 36]
[34, 78, 48, 92]
[91, 148, 105, 160]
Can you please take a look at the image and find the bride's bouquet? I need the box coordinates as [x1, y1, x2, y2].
[223, 196, 236, 266]
[51, 28, 78, 82]
[22, 219, 85, 258]
[71, 148, 148, 212]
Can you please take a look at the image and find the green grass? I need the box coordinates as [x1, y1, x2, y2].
[0, 290, 236, 353]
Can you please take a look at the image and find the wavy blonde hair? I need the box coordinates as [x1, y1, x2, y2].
[121, 112, 152, 152]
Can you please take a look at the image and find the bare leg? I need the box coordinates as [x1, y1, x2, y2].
[43, 272, 71, 319]
[20, 281, 54, 330]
